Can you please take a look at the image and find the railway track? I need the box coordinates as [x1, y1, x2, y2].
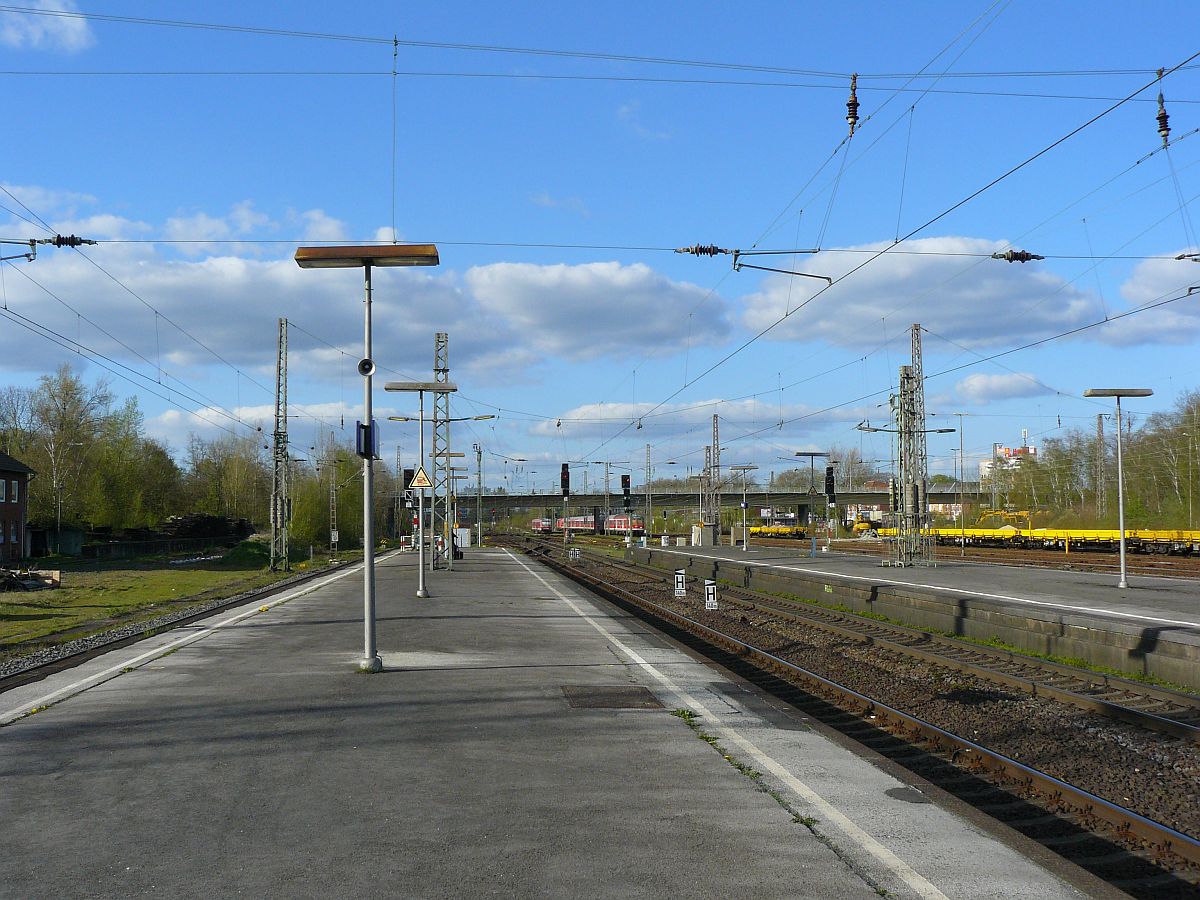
[503, 536, 1200, 896]
[756, 535, 1200, 578]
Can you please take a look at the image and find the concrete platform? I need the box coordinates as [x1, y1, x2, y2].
[1, 550, 1101, 899]
[636, 544, 1200, 690]
[670, 543, 1200, 627]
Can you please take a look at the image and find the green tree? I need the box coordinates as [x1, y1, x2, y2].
[26, 364, 114, 529]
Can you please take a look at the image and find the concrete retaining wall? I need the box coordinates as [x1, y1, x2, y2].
[630, 547, 1200, 692]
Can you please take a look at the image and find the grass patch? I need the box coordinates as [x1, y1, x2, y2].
[0, 539, 297, 653]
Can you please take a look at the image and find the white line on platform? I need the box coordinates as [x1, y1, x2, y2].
[504, 549, 949, 900]
[0, 558, 373, 727]
[653, 547, 1200, 630]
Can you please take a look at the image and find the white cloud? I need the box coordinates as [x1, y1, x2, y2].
[955, 372, 1050, 404]
[298, 209, 348, 242]
[1, 196, 731, 391]
[53, 213, 151, 241]
[371, 225, 413, 243]
[0, 1, 94, 53]
[739, 237, 1099, 350]
[229, 201, 270, 234]
[1098, 250, 1200, 345]
[531, 397, 870, 440]
[165, 212, 231, 245]
[465, 261, 729, 359]
[0, 183, 97, 221]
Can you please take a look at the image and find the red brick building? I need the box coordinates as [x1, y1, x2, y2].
[0, 451, 34, 564]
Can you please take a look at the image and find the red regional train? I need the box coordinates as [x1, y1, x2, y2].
[531, 514, 644, 535]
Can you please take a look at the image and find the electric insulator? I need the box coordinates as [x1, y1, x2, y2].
[675, 244, 726, 257]
[991, 249, 1044, 263]
[846, 73, 860, 136]
[1157, 92, 1171, 148]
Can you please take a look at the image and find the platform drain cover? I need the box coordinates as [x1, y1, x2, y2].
[561, 685, 662, 709]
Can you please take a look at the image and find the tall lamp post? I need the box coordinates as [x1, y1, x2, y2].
[793, 451, 829, 529]
[953, 412, 968, 557]
[730, 465, 757, 552]
[296, 243, 440, 673]
[473, 443, 484, 549]
[386, 382, 459, 599]
[1083, 388, 1153, 589]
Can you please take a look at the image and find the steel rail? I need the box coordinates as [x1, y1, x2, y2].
[743, 593, 1200, 741]
[512, 538, 1200, 872]
[566, 540, 1200, 739]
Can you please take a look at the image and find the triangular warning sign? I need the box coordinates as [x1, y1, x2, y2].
[409, 466, 433, 489]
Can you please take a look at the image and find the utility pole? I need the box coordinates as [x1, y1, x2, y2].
[645, 443, 652, 536]
[603, 461, 611, 531]
[712, 414, 721, 538]
[474, 442, 483, 548]
[702, 445, 713, 526]
[991, 443, 999, 514]
[270, 317, 290, 571]
[431, 332, 450, 570]
[395, 445, 402, 540]
[955, 412, 966, 557]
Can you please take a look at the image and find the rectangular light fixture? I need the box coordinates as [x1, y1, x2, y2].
[294, 244, 440, 268]
[1083, 388, 1154, 398]
[384, 381, 457, 393]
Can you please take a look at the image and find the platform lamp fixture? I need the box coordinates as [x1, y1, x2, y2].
[1083, 388, 1153, 589]
[295, 243, 440, 674]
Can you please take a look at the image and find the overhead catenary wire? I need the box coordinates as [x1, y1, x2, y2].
[0, 303, 248, 438]
[9, 4, 1196, 83]
[5, 10, 1197, 467]
[6, 67, 1200, 106]
[0, 184, 285, 417]
[0, 185, 359, 434]
[622, 51, 1200, 447]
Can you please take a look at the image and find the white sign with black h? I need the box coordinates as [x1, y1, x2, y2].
[674, 569, 686, 598]
[569, 548, 581, 562]
[704, 579, 718, 610]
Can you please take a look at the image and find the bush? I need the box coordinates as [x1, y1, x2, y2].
[216, 540, 271, 569]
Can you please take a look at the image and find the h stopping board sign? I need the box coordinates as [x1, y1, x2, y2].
[674, 569, 686, 598]
[704, 579, 718, 610]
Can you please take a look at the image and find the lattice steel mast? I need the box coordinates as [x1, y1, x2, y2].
[702, 445, 713, 526]
[270, 317, 290, 571]
[891, 324, 934, 566]
[431, 332, 450, 569]
[712, 414, 721, 534]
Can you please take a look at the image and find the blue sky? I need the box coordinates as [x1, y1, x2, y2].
[2, 1, 1199, 491]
